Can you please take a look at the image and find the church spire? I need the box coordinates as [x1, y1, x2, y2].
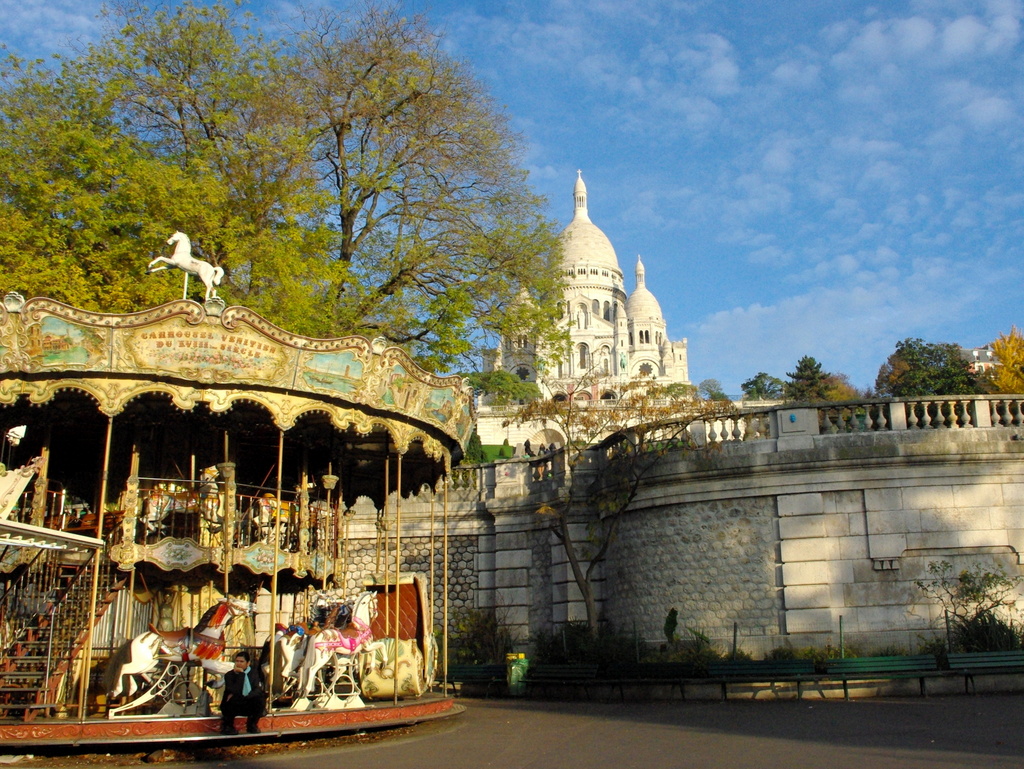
[573, 170, 591, 223]
[635, 255, 646, 288]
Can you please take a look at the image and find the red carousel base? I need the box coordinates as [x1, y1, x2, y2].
[0, 696, 461, 749]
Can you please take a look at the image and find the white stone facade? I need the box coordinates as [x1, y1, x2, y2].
[478, 173, 689, 446]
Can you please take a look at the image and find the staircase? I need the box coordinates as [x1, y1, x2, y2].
[0, 549, 126, 720]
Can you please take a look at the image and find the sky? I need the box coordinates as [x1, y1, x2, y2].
[3, 0, 1023, 396]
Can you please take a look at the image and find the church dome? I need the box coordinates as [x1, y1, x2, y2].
[625, 255, 664, 320]
[559, 172, 622, 275]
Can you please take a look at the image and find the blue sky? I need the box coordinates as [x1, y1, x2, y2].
[3, 0, 1023, 395]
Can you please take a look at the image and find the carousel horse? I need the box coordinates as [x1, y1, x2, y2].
[146, 231, 224, 301]
[292, 591, 382, 710]
[266, 593, 340, 696]
[140, 488, 177, 541]
[105, 596, 256, 706]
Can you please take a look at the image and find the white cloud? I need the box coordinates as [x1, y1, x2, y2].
[942, 15, 990, 55]
[0, 0, 102, 58]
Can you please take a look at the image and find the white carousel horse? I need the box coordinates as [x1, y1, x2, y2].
[265, 623, 307, 698]
[105, 596, 256, 711]
[146, 231, 224, 300]
[292, 591, 383, 710]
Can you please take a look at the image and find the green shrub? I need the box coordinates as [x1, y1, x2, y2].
[450, 607, 514, 664]
[530, 621, 636, 668]
[953, 612, 1021, 653]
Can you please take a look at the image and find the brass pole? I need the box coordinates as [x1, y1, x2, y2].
[267, 428, 284, 714]
[429, 489, 435, 691]
[393, 451, 402, 706]
[79, 414, 114, 721]
[382, 454, 390, 633]
[223, 429, 230, 596]
[443, 474, 450, 695]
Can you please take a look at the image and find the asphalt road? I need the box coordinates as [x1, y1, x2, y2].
[155, 695, 1024, 769]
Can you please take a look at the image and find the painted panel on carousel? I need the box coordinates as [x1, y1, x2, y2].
[24, 316, 107, 370]
[300, 350, 366, 395]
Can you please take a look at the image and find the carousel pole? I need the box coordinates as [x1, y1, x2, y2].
[443, 471, 450, 694]
[221, 430, 232, 596]
[79, 413, 114, 721]
[429, 489, 435, 691]
[267, 427, 285, 711]
[381, 454, 390, 633]
[393, 451, 402, 706]
[29, 425, 51, 526]
[321, 463, 337, 589]
[124, 439, 141, 634]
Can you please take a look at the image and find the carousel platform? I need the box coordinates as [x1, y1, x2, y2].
[0, 695, 461, 749]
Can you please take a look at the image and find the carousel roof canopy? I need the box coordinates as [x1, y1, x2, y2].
[0, 293, 473, 467]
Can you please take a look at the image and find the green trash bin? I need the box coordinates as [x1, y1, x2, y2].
[507, 653, 529, 696]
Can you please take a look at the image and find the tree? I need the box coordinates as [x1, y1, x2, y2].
[874, 338, 977, 397]
[697, 379, 729, 401]
[465, 370, 541, 406]
[512, 374, 732, 632]
[822, 372, 861, 401]
[740, 372, 784, 401]
[1, 1, 563, 371]
[784, 356, 831, 402]
[991, 327, 1024, 394]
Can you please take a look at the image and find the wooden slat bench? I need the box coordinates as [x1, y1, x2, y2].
[524, 664, 599, 699]
[706, 659, 817, 700]
[445, 663, 508, 697]
[606, 662, 699, 701]
[824, 655, 939, 699]
[947, 651, 1024, 694]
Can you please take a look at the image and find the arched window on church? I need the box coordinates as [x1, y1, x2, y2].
[639, 362, 653, 377]
[578, 344, 590, 369]
[576, 303, 588, 329]
[629, 332, 634, 347]
[592, 299, 600, 316]
[553, 393, 568, 402]
[516, 366, 530, 381]
[603, 302, 611, 321]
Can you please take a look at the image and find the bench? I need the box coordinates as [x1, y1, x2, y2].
[706, 659, 817, 700]
[947, 651, 1024, 694]
[445, 664, 508, 697]
[524, 664, 599, 699]
[824, 655, 939, 699]
[606, 662, 699, 701]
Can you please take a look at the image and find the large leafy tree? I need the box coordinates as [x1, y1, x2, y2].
[874, 338, 977, 397]
[741, 372, 784, 401]
[991, 327, 1024, 394]
[0, 1, 563, 371]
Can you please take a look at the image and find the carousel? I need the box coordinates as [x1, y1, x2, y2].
[0, 282, 472, 746]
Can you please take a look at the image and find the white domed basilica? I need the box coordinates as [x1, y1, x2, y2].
[491, 172, 689, 402]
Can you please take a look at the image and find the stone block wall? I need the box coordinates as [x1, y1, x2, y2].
[339, 424, 1024, 658]
[605, 496, 782, 651]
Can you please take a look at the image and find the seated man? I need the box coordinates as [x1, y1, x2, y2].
[220, 650, 265, 735]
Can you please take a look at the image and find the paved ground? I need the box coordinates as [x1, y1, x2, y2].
[130, 694, 1024, 769]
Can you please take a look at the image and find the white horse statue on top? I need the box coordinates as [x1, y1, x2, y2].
[146, 231, 224, 300]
